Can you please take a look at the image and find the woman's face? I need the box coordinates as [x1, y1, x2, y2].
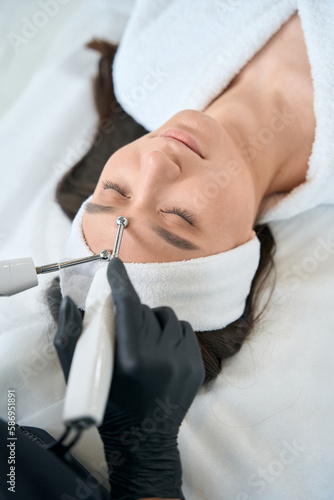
[82, 110, 256, 263]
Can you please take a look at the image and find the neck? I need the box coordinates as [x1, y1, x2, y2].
[204, 78, 305, 216]
[204, 13, 316, 219]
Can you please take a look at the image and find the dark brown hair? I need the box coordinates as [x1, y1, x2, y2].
[46, 40, 276, 386]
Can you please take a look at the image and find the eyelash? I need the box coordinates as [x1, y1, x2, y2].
[102, 179, 197, 226]
[163, 207, 197, 226]
[102, 180, 129, 198]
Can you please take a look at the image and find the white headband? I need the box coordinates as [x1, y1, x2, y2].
[59, 196, 260, 332]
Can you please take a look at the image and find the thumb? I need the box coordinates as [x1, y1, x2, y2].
[107, 258, 143, 325]
[107, 258, 137, 298]
[54, 296, 83, 383]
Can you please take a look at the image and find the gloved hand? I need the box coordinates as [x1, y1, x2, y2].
[55, 257, 205, 500]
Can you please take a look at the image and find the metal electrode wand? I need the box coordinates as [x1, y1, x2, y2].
[62, 216, 129, 429]
[112, 216, 129, 258]
[35, 250, 112, 275]
[0, 216, 128, 296]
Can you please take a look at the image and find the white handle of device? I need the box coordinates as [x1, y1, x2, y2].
[0, 258, 38, 296]
[63, 265, 115, 429]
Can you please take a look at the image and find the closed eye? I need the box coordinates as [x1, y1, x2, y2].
[102, 180, 130, 198]
[102, 179, 197, 226]
[162, 207, 197, 226]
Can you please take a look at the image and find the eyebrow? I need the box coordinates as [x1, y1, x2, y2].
[149, 223, 199, 250]
[85, 202, 118, 215]
[85, 202, 200, 251]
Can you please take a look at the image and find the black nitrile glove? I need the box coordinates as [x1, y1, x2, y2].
[99, 257, 205, 500]
[55, 258, 205, 500]
[54, 296, 83, 383]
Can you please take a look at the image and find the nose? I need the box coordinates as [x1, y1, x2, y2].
[138, 149, 180, 199]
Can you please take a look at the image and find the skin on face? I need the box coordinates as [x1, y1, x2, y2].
[82, 110, 256, 263]
[82, 13, 316, 264]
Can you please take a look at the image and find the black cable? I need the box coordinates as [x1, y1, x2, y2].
[46, 425, 82, 458]
[63, 428, 83, 450]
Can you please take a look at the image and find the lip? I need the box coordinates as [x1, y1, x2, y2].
[159, 128, 204, 158]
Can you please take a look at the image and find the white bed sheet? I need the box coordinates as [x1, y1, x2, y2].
[0, 1, 334, 498]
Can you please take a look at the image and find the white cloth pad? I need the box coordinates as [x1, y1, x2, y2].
[59, 195, 261, 332]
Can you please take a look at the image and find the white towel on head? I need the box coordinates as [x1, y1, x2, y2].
[112, 0, 334, 224]
[59, 196, 261, 332]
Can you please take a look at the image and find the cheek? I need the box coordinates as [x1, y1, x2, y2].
[199, 172, 255, 250]
[187, 166, 233, 216]
[82, 214, 116, 254]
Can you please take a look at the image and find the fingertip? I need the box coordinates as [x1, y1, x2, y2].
[107, 258, 143, 324]
[107, 256, 124, 272]
[107, 257, 135, 298]
[59, 295, 78, 319]
[107, 257, 127, 288]
[58, 296, 83, 332]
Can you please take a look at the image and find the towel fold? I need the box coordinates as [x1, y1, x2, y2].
[59, 196, 261, 332]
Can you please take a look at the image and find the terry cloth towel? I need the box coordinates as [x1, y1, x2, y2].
[59, 196, 261, 332]
[112, 0, 334, 224]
